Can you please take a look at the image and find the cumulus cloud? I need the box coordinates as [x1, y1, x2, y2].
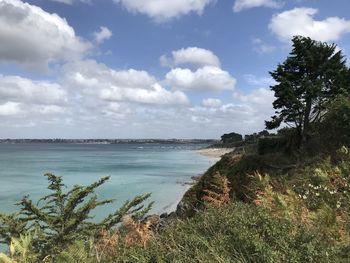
[0, 75, 68, 119]
[165, 66, 236, 92]
[0, 0, 91, 70]
[244, 74, 275, 87]
[0, 102, 23, 116]
[100, 83, 189, 105]
[202, 98, 222, 108]
[114, 0, 215, 22]
[160, 47, 220, 68]
[93, 26, 112, 44]
[188, 90, 274, 135]
[233, 0, 283, 12]
[252, 38, 276, 54]
[51, 0, 92, 4]
[269, 7, 350, 42]
[0, 75, 67, 105]
[234, 87, 274, 106]
[63, 60, 189, 105]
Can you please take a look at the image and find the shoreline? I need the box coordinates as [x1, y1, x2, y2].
[161, 148, 232, 216]
[196, 147, 233, 159]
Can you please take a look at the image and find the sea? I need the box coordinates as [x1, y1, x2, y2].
[0, 143, 215, 220]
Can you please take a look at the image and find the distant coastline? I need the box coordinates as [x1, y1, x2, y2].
[0, 139, 219, 144]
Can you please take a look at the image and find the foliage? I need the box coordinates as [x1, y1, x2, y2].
[56, 241, 93, 263]
[257, 136, 287, 155]
[292, 147, 350, 214]
[318, 96, 350, 151]
[220, 132, 243, 143]
[0, 232, 39, 263]
[0, 174, 153, 260]
[0, 214, 26, 245]
[266, 36, 349, 148]
[202, 173, 230, 207]
[109, 203, 339, 263]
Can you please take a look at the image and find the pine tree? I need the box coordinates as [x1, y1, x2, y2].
[266, 36, 349, 148]
[0, 173, 153, 259]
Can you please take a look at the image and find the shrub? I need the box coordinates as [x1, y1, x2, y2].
[114, 203, 339, 262]
[318, 96, 350, 152]
[258, 136, 287, 155]
[0, 174, 153, 260]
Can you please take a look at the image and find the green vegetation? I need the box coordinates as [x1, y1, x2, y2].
[266, 36, 349, 148]
[1, 35, 350, 262]
[220, 132, 243, 144]
[0, 174, 153, 261]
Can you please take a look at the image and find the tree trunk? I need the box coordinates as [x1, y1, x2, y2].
[302, 97, 312, 147]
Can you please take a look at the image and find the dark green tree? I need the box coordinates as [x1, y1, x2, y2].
[221, 132, 242, 143]
[266, 36, 349, 147]
[0, 173, 153, 259]
[318, 96, 350, 151]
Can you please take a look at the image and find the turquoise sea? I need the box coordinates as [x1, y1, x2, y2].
[0, 143, 214, 219]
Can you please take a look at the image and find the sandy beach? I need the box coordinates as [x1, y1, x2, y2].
[196, 148, 233, 159]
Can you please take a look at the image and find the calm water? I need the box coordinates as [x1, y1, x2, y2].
[0, 143, 214, 219]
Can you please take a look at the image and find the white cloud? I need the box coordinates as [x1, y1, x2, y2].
[202, 98, 222, 108]
[269, 7, 350, 42]
[233, 0, 283, 12]
[64, 60, 189, 105]
[93, 26, 112, 44]
[0, 75, 67, 120]
[160, 47, 220, 68]
[49, 0, 92, 4]
[0, 0, 91, 70]
[165, 66, 236, 92]
[0, 102, 23, 116]
[252, 38, 276, 54]
[0, 75, 67, 105]
[114, 0, 215, 22]
[244, 74, 275, 87]
[188, 88, 275, 135]
[234, 87, 274, 106]
[100, 83, 189, 105]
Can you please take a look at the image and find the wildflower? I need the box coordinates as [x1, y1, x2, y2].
[336, 201, 341, 209]
[303, 195, 307, 199]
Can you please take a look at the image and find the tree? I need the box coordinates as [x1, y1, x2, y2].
[318, 96, 350, 151]
[0, 173, 153, 260]
[266, 36, 349, 148]
[221, 132, 243, 143]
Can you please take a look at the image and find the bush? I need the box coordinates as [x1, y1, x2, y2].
[318, 96, 350, 152]
[0, 174, 153, 260]
[115, 203, 339, 263]
[258, 136, 287, 155]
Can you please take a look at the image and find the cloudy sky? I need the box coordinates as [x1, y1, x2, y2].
[0, 0, 349, 139]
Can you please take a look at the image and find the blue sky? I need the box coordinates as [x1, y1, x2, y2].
[0, 0, 350, 139]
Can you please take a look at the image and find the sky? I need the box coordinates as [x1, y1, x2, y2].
[0, 0, 350, 139]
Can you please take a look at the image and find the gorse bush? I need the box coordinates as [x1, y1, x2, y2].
[0, 174, 153, 261]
